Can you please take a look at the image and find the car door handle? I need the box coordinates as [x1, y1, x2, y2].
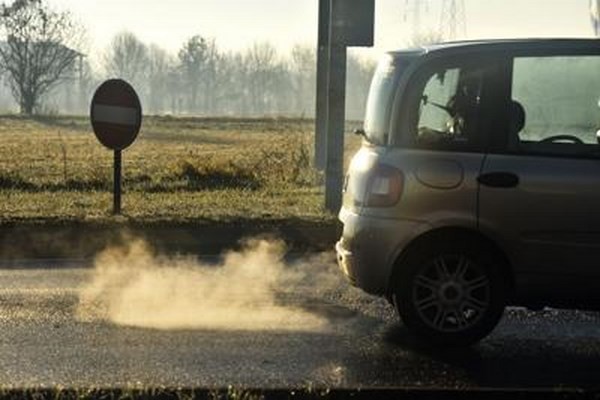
[477, 172, 519, 188]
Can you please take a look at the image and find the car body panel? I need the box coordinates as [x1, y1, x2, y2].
[479, 153, 600, 303]
[339, 147, 484, 295]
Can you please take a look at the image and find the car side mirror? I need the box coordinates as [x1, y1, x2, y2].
[596, 129, 600, 145]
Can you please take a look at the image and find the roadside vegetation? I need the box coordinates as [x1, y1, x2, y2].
[0, 115, 361, 224]
[0, 0, 369, 226]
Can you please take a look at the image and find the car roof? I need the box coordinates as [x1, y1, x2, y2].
[387, 38, 600, 58]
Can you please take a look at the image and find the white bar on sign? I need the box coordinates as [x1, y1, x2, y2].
[93, 104, 138, 126]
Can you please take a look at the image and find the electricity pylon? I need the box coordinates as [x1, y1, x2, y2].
[403, 0, 429, 38]
[440, 0, 467, 40]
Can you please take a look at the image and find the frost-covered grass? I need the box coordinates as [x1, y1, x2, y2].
[0, 115, 361, 224]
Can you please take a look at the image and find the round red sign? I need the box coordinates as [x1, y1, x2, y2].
[90, 79, 142, 150]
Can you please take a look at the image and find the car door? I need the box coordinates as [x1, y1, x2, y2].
[387, 55, 503, 231]
[478, 52, 600, 301]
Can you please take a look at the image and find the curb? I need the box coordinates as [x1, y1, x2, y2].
[0, 220, 341, 260]
[0, 387, 598, 400]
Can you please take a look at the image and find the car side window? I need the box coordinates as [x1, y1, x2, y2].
[510, 55, 600, 156]
[415, 64, 486, 150]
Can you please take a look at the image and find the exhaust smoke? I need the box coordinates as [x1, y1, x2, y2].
[77, 238, 329, 332]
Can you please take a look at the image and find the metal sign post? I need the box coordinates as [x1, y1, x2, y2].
[323, 0, 375, 213]
[314, 0, 330, 171]
[324, 42, 347, 212]
[90, 79, 142, 215]
[113, 150, 122, 215]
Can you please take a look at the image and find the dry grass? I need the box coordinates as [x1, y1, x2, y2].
[0, 115, 362, 223]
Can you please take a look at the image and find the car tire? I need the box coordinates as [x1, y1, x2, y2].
[391, 237, 506, 347]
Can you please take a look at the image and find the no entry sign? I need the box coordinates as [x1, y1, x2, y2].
[90, 79, 142, 215]
[90, 79, 142, 150]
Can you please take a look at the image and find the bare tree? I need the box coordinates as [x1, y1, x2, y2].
[245, 42, 278, 114]
[178, 35, 208, 113]
[104, 31, 148, 86]
[201, 38, 220, 114]
[290, 44, 316, 117]
[147, 44, 174, 114]
[346, 52, 376, 120]
[0, 0, 84, 115]
[407, 30, 444, 47]
[217, 51, 249, 115]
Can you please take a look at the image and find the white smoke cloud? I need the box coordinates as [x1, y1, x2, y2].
[77, 238, 329, 332]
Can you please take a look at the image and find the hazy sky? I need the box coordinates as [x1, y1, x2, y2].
[47, 0, 595, 59]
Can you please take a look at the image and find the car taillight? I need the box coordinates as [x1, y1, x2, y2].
[365, 164, 404, 207]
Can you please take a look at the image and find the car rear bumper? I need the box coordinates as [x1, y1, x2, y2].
[335, 207, 428, 295]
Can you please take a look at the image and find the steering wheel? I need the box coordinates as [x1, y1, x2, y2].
[540, 135, 584, 144]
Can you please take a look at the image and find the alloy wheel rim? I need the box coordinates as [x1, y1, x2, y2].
[412, 254, 491, 333]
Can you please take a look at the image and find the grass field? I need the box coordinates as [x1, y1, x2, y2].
[0, 115, 362, 224]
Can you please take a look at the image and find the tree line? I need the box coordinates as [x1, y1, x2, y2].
[0, 0, 376, 119]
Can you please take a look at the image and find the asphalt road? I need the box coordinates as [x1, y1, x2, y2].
[0, 255, 599, 390]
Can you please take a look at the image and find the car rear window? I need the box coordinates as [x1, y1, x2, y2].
[412, 61, 490, 151]
[363, 54, 405, 146]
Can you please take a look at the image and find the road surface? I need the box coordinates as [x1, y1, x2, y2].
[0, 254, 599, 389]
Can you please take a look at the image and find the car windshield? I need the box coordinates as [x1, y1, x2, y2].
[363, 54, 407, 145]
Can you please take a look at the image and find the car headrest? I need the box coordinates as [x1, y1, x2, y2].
[509, 100, 525, 136]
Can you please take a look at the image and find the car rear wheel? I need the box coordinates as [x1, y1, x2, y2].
[392, 238, 506, 346]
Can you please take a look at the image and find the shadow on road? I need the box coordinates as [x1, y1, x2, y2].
[380, 322, 600, 389]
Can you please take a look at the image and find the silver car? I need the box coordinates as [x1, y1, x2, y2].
[336, 39, 600, 346]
